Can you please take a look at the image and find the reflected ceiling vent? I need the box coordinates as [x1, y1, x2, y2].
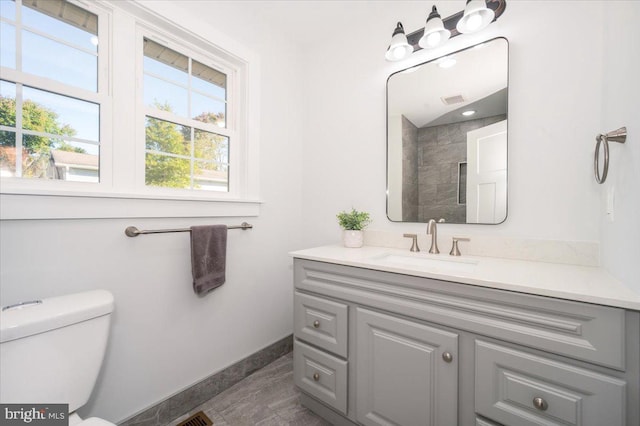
[441, 94, 466, 105]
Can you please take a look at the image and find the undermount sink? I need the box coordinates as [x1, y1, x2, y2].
[372, 253, 478, 273]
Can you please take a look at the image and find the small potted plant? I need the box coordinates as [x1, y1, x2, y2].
[337, 208, 371, 248]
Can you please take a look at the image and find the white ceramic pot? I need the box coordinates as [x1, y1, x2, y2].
[343, 230, 364, 248]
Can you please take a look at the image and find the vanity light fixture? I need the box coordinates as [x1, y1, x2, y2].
[456, 0, 495, 34]
[385, 22, 414, 62]
[418, 6, 451, 49]
[437, 56, 457, 68]
[385, 0, 506, 61]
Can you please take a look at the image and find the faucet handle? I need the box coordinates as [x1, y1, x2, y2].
[449, 237, 470, 256]
[403, 234, 420, 252]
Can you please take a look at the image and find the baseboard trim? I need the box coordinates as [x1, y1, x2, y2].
[300, 393, 358, 426]
[119, 334, 293, 426]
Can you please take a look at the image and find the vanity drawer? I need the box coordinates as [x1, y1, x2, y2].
[294, 291, 348, 357]
[476, 416, 502, 426]
[294, 340, 347, 415]
[475, 340, 626, 426]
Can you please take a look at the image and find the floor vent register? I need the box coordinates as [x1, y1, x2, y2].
[176, 411, 213, 426]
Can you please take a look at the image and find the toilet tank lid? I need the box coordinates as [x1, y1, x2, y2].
[0, 290, 114, 343]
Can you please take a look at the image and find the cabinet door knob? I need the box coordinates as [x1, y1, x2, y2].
[313, 320, 320, 328]
[442, 352, 453, 363]
[313, 372, 320, 381]
[533, 397, 548, 411]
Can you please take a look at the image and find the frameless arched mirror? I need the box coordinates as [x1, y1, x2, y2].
[387, 37, 508, 224]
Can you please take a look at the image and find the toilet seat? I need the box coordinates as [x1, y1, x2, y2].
[79, 417, 116, 426]
[69, 413, 115, 426]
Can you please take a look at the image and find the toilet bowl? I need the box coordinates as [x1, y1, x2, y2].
[0, 290, 116, 425]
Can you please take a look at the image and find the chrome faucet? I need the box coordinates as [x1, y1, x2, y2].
[426, 219, 439, 254]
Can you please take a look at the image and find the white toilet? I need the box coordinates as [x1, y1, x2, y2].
[0, 290, 116, 426]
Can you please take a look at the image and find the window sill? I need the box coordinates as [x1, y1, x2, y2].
[0, 191, 262, 220]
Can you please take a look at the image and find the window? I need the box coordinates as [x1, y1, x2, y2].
[0, 0, 104, 184]
[0, 1, 260, 219]
[142, 38, 231, 192]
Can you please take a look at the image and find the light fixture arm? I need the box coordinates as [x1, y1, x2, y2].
[406, 0, 506, 52]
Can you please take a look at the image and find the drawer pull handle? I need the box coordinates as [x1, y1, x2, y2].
[442, 352, 453, 363]
[533, 397, 548, 411]
[313, 320, 320, 328]
[313, 372, 320, 381]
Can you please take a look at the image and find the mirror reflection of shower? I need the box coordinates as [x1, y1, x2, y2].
[387, 38, 509, 224]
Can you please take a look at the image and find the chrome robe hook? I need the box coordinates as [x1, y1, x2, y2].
[594, 127, 627, 184]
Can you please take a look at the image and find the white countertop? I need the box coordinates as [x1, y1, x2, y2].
[290, 245, 640, 311]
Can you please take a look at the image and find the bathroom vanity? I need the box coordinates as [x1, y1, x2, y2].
[290, 246, 640, 426]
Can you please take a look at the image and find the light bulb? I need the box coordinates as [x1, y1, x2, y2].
[456, 0, 495, 34]
[438, 57, 457, 69]
[418, 6, 450, 50]
[393, 46, 405, 59]
[466, 14, 483, 32]
[426, 32, 441, 47]
[385, 22, 413, 61]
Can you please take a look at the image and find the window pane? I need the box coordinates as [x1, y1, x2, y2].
[145, 153, 190, 189]
[194, 129, 228, 163]
[191, 92, 226, 127]
[1, 132, 99, 182]
[0, 130, 17, 177]
[0, 81, 17, 127]
[1, 22, 16, 69]
[143, 39, 188, 85]
[192, 60, 226, 99]
[49, 141, 99, 182]
[143, 57, 188, 86]
[22, 86, 99, 142]
[194, 161, 228, 192]
[22, 0, 97, 50]
[21, 133, 52, 179]
[22, 30, 97, 92]
[0, 0, 16, 21]
[145, 117, 189, 156]
[144, 74, 188, 117]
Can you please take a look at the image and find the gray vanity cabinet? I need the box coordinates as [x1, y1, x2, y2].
[292, 258, 640, 426]
[355, 307, 458, 426]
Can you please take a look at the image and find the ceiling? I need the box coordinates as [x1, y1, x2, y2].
[174, 0, 463, 49]
[388, 38, 508, 128]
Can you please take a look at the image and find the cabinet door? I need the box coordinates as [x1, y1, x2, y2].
[356, 308, 458, 426]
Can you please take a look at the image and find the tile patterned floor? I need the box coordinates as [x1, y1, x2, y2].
[168, 353, 331, 426]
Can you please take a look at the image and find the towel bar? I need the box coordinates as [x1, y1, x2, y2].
[125, 222, 252, 237]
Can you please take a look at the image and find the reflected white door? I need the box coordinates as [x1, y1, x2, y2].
[466, 120, 507, 223]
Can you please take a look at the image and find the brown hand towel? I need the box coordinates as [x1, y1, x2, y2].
[190, 225, 228, 296]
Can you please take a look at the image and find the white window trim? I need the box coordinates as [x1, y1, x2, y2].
[0, 0, 261, 220]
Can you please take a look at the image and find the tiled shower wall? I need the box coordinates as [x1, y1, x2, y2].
[401, 116, 419, 222]
[401, 114, 506, 223]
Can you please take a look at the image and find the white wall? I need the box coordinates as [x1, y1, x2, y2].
[300, 1, 605, 246]
[0, 1, 305, 422]
[600, 2, 640, 292]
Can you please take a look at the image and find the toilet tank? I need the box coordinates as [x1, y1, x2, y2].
[0, 290, 114, 412]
